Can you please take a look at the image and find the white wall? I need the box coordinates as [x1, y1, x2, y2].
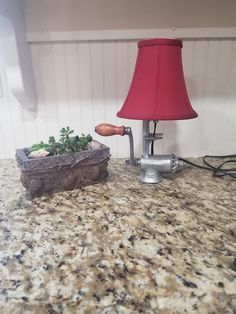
[0, 38, 235, 159]
[0, 0, 236, 159]
[24, 0, 236, 32]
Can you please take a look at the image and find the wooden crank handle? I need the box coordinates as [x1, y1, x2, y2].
[95, 123, 126, 136]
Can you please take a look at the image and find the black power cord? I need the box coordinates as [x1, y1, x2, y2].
[151, 122, 157, 155]
[179, 155, 236, 179]
[149, 121, 236, 179]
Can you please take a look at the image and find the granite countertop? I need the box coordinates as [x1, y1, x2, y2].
[0, 158, 236, 314]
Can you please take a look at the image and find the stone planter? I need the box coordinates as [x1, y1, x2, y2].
[16, 141, 110, 198]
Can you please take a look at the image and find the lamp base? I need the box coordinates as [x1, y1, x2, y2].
[138, 121, 183, 184]
[95, 121, 187, 184]
[139, 167, 163, 183]
[139, 154, 179, 183]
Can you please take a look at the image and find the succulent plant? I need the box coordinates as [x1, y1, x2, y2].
[29, 127, 92, 157]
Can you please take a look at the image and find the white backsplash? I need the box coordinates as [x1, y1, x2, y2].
[0, 38, 236, 159]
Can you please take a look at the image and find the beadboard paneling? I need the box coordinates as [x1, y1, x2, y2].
[0, 38, 236, 159]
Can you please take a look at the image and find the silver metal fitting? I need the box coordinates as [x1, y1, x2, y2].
[140, 154, 182, 183]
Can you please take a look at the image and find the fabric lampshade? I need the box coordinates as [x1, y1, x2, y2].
[117, 38, 198, 120]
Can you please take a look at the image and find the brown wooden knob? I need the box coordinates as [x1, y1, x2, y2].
[95, 123, 125, 136]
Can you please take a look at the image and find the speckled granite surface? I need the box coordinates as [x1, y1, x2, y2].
[0, 158, 236, 314]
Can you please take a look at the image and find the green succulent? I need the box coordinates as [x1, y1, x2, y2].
[29, 127, 92, 156]
[30, 141, 47, 152]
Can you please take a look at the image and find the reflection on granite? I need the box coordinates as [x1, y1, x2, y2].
[0, 158, 236, 314]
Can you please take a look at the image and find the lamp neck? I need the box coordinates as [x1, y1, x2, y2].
[142, 121, 150, 158]
[142, 120, 163, 157]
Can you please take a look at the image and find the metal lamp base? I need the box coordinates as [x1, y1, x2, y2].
[139, 154, 179, 183]
[139, 167, 163, 183]
[138, 121, 184, 184]
[94, 121, 187, 184]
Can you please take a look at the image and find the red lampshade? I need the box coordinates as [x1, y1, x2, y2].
[117, 38, 198, 120]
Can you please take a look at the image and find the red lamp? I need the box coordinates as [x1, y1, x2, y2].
[95, 38, 198, 183]
[117, 38, 197, 120]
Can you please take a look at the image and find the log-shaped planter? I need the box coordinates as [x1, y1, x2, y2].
[16, 141, 110, 197]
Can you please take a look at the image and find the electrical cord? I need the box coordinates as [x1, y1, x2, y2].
[151, 122, 157, 155]
[179, 154, 236, 179]
[149, 120, 236, 179]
